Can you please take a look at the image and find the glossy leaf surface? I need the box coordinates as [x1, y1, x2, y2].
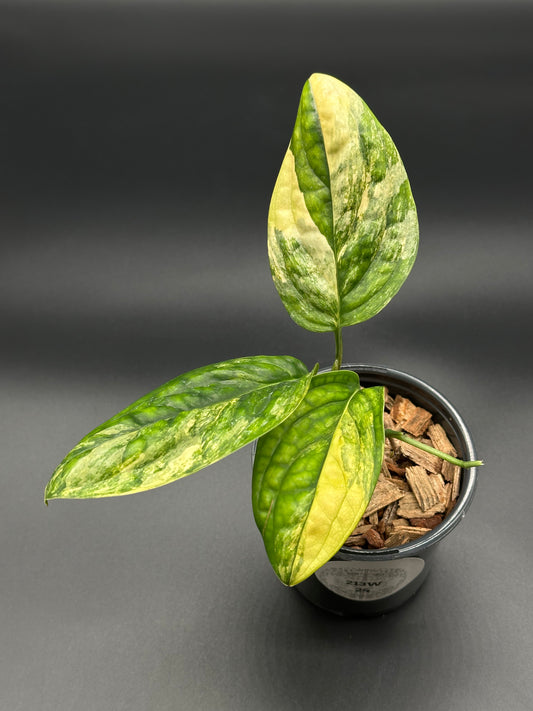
[268, 73, 418, 332]
[45, 356, 313, 501]
[252, 369, 385, 586]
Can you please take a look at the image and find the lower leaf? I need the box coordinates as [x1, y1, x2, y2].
[252, 369, 384, 586]
[45, 355, 314, 501]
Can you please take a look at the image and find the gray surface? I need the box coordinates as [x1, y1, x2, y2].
[2, 2, 532, 710]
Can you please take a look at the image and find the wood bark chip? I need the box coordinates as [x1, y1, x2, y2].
[405, 465, 440, 511]
[389, 517, 412, 530]
[390, 395, 417, 427]
[441, 460, 461, 483]
[410, 514, 443, 530]
[397, 492, 446, 519]
[353, 523, 374, 535]
[344, 533, 367, 547]
[364, 477, 406, 516]
[451, 467, 462, 502]
[429, 473, 449, 508]
[384, 457, 406, 475]
[342, 389, 464, 550]
[388, 525, 432, 541]
[383, 531, 411, 548]
[402, 408, 433, 437]
[399, 440, 443, 475]
[363, 527, 385, 549]
[378, 501, 399, 534]
[428, 423, 462, 485]
[389, 476, 410, 492]
[427, 423, 456, 456]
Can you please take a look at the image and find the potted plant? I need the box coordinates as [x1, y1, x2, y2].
[45, 73, 481, 615]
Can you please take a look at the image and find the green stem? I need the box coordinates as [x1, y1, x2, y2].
[385, 429, 483, 468]
[332, 326, 343, 371]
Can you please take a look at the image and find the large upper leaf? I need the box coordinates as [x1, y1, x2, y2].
[45, 356, 313, 501]
[252, 369, 385, 586]
[268, 73, 419, 332]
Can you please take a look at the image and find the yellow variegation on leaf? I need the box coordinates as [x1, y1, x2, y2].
[268, 73, 419, 333]
[252, 370, 385, 586]
[45, 356, 314, 501]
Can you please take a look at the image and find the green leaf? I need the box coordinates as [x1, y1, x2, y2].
[268, 73, 419, 332]
[252, 369, 385, 586]
[45, 356, 314, 501]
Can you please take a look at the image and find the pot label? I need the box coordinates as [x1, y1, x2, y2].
[314, 558, 425, 602]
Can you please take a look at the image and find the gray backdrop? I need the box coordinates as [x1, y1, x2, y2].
[2, 2, 532, 709]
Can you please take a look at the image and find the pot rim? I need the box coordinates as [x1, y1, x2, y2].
[333, 363, 478, 559]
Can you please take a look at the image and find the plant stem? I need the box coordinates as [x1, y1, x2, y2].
[385, 429, 483, 468]
[332, 326, 343, 370]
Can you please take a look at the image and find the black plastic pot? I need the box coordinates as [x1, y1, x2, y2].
[294, 364, 479, 617]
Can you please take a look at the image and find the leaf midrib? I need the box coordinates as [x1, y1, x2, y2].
[298, 79, 342, 331]
[286, 387, 359, 584]
[315, 83, 342, 332]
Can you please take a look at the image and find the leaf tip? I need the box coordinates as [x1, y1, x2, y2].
[44, 476, 60, 504]
[44, 482, 54, 505]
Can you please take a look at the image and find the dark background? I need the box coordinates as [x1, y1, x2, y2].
[2, 2, 532, 709]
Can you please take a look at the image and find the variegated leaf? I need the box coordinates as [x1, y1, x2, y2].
[252, 369, 385, 586]
[268, 72, 418, 332]
[45, 356, 313, 501]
